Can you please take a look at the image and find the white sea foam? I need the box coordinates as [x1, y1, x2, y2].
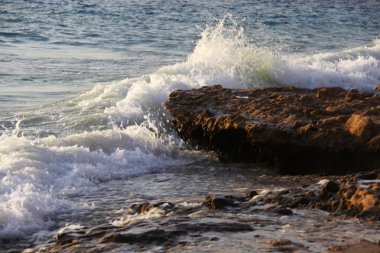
[276, 44, 380, 89]
[0, 127, 181, 239]
[1, 17, 379, 240]
[156, 17, 380, 90]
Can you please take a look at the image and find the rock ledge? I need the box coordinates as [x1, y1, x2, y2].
[165, 85, 380, 174]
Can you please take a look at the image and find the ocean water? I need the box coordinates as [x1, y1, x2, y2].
[0, 0, 380, 248]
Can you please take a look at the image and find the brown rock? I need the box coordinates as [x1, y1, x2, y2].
[203, 195, 237, 209]
[328, 239, 380, 253]
[345, 114, 380, 140]
[344, 89, 361, 102]
[130, 202, 176, 214]
[165, 85, 380, 174]
[264, 171, 380, 219]
[315, 87, 345, 99]
[345, 182, 380, 216]
[130, 202, 153, 214]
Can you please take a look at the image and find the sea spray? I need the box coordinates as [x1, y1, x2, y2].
[276, 40, 380, 89]
[159, 16, 380, 90]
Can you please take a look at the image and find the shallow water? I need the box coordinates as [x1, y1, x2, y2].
[0, 0, 380, 251]
[12, 160, 380, 252]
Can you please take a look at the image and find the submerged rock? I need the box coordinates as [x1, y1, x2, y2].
[129, 201, 176, 214]
[165, 85, 380, 174]
[203, 195, 243, 209]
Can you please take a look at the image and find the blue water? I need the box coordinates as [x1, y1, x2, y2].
[0, 0, 379, 246]
[1, 0, 379, 111]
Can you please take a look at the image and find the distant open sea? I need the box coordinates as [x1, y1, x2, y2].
[0, 0, 379, 250]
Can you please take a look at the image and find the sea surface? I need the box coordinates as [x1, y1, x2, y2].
[0, 0, 380, 251]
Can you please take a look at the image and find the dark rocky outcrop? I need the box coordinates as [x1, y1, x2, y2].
[165, 85, 380, 174]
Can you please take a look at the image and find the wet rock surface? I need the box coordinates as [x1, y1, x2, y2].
[165, 85, 380, 174]
[25, 171, 380, 253]
[327, 239, 380, 253]
[261, 170, 380, 221]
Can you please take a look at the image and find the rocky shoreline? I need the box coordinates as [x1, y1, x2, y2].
[24, 170, 379, 252]
[12, 85, 380, 253]
[165, 85, 380, 174]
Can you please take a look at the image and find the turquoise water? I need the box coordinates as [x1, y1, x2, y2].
[0, 0, 379, 246]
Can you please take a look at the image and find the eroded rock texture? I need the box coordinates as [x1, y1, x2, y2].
[165, 85, 380, 174]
